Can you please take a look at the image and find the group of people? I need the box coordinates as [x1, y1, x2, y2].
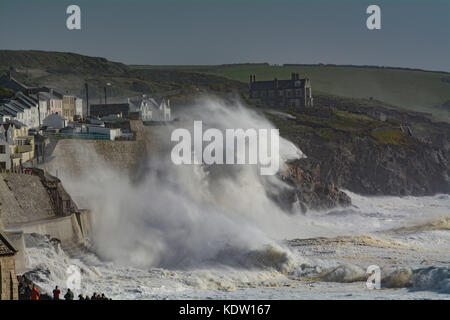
[19, 283, 111, 300]
[52, 286, 112, 300]
[18, 283, 43, 300]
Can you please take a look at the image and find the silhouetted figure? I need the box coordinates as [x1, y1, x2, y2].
[30, 285, 40, 300]
[24, 285, 31, 300]
[64, 288, 74, 300]
[53, 286, 61, 300]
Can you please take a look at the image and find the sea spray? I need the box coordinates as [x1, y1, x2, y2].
[45, 97, 307, 269]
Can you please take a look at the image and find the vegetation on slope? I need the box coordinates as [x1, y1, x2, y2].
[132, 63, 450, 120]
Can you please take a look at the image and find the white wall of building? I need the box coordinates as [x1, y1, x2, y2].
[43, 114, 67, 129]
[75, 98, 83, 117]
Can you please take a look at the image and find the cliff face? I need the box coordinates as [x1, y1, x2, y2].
[270, 101, 449, 200]
[302, 134, 449, 196]
[284, 159, 351, 211]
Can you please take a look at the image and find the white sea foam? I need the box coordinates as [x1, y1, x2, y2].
[28, 97, 450, 299]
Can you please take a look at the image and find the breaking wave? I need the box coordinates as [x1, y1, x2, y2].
[31, 96, 449, 299]
[45, 97, 308, 270]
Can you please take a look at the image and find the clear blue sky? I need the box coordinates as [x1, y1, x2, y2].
[1, 0, 449, 71]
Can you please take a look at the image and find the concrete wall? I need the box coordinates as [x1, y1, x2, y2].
[4, 211, 92, 277]
[19, 214, 85, 246]
[0, 138, 11, 170]
[0, 173, 55, 228]
[4, 231, 26, 275]
[75, 210, 93, 246]
[0, 255, 18, 300]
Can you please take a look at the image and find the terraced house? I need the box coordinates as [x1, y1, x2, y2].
[0, 92, 39, 128]
[249, 73, 313, 108]
[0, 72, 83, 123]
[0, 121, 34, 169]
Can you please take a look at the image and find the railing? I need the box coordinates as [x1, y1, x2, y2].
[42, 132, 111, 140]
[0, 167, 33, 175]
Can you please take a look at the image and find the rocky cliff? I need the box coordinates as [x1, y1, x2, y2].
[268, 97, 449, 204]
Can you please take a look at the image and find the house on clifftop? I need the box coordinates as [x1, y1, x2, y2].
[249, 73, 313, 108]
[0, 232, 18, 300]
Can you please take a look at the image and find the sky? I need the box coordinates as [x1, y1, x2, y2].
[0, 0, 449, 71]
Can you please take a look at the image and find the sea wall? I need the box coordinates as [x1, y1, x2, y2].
[18, 214, 85, 246]
[42, 120, 159, 177]
[0, 172, 55, 228]
[4, 231, 26, 275]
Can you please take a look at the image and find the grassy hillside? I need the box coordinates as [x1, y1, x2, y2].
[1, 50, 448, 120]
[131, 64, 450, 121]
[0, 50, 245, 107]
[0, 50, 128, 75]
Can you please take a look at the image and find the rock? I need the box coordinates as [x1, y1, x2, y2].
[279, 158, 351, 212]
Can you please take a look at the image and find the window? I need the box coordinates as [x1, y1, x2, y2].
[0, 162, 6, 169]
[0, 145, 5, 154]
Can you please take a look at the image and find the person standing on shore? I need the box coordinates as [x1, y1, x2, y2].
[30, 285, 40, 300]
[53, 286, 61, 300]
[64, 288, 74, 300]
[23, 285, 32, 300]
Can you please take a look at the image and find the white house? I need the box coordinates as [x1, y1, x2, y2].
[128, 95, 171, 122]
[42, 113, 67, 129]
[0, 93, 40, 128]
[13, 92, 39, 128]
[75, 97, 83, 117]
[30, 93, 49, 126]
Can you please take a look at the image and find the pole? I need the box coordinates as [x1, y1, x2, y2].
[85, 83, 89, 117]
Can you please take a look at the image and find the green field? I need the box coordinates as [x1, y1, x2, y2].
[131, 64, 450, 121]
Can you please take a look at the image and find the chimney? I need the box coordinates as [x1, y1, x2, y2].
[296, 73, 300, 80]
[249, 75, 253, 84]
[274, 78, 278, 88]
[291, 73, 295, 81]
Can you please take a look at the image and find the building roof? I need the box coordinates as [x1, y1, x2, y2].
[37, 91, 61, 101]
[90, 103, 130, 117]
[0, 232, 17, 256]
[15, 92, 38, 106]
[40, 87, 66, 98]
[250, 79, 307, 90]
[129, 96, 167, 111]
[0, 119, 26, 129]
[0, 73, 29, 91]
[0, 105, 17, 117]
